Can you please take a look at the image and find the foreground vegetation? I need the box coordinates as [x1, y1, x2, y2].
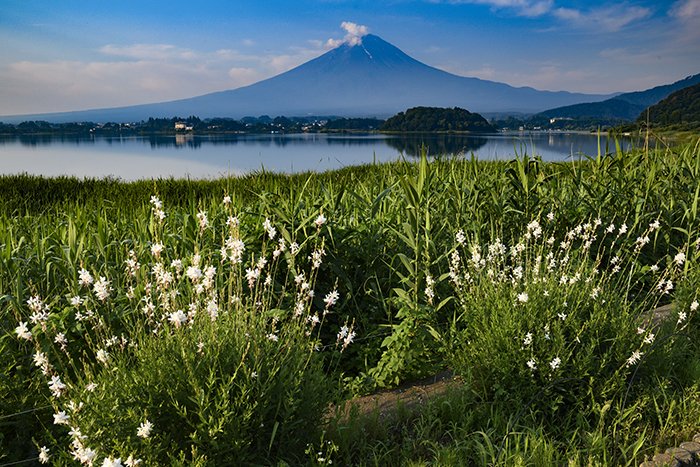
[2, 138, 700, 465]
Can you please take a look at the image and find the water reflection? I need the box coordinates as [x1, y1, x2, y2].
[384, 134, 489, 157]
[0, 132, 643, 180]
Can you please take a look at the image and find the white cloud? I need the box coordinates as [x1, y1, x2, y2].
[442, 61, 612, 93]
[553, 4, 651, 31]
[325, 21, 370, 49]
[441, 0, 553, 17]
[227, 67, 263, 86]
[341, 21, 369, 44]
[437, 1, 650, 30]
[0, 40, 329, 115]
[99, 44, 196, 61]
[670, 0, 700, 19]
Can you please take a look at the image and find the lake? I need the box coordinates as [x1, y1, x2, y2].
[0, 132, 638, 180]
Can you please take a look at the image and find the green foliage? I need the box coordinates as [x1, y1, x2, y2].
[638, 82, 700, 130]
[68, 306, 329, 465]
[2, 138, 700, 465]
[381, 106, 497, 132]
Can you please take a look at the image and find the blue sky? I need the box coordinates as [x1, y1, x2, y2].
[1, 0, 698, 115]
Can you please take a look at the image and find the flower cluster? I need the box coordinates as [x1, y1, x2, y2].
[13, 195, 353, 465]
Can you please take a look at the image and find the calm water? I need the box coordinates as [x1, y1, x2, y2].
[0, 132, 637, 180]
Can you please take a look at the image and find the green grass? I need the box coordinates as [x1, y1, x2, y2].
[1, 138, 700, 465]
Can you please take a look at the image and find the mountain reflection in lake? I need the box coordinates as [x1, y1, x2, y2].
[384, 134, 489, 157]
[0, 132, 641, 180]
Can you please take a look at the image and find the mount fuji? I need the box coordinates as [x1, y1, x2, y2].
[2, 34, 613, 123]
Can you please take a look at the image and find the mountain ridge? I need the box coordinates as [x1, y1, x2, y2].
[638, 81, 700, 129]
[2, 34, 616, 123]
[538, 73, 700, 121]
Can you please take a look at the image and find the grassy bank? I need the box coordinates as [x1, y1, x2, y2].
[2, 139, 700, 465]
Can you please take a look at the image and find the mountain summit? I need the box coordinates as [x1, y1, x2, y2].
[2, 34, 612, 123]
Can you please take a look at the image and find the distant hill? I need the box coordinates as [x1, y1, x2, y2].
[538, 73, 700, 121]
[0, 34, 612, 124]
[538, 98, 644, 120]
[637, 82, 700, 129]
[381, 107, 496, 132]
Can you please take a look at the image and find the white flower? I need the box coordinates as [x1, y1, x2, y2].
[29, 309, 49, 326]
[324, 290, 340, 308]
[455, 230, 466, 245]
[96, 349, 110, 365]
[691, 300, 699, 312]
[48, 375, 66, 397]
[26, 295, 45, 313]
[125, 455, 142, 466]
[168, 310, 187, 328]
[150, 242, 164, 257]
[55, 332, 68, 350]
[523, 332, 532, 346]
[635, 236, 650, 250]
[314, 214, 327, 227]
[38, 446, 50, 464]
[643, 333, 655, 345]
[262, 218, 276, 240]
[310, 248, 325, 269]
[70, 295, 83, 307]
[71, 444, 96, 465]
[224, 237, 245, 264]
[137, 419, 153, 438]
[207, 299, 219, 321]
[678, 311, 687, 324]
[223, 195, 232, 205]
[546, 211, 555, 221]
[549, 357, 561, 370]
[102, 457, 123, 467]
[245, 267, 260, 288]
[674, 252, 686, 266]
[557, 312, 567, 321]
[526, 220, 542, 239]
[93, 276, 111, 301]
[267, 333, 279, 342]
[68, 426, 85, 440]
[186, 266, 202, 282]
[54, 411, 70, 425]
[78, 268, 94, 287]
[343, 329, 356, 349]
[517, 292, 528, 303]
[307, 313, 320, 327]
[196, 210, 209, 230]
[86, 382, 97, 392]
[15, 321, 32, 340]
[626, 350, 643, 367]
[649, 219, 660, 231]
[149, 195, 162, 209]
[290, 242, 300, 255]
[526, 359, 537, 370]
[618, 224, 628, 236]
